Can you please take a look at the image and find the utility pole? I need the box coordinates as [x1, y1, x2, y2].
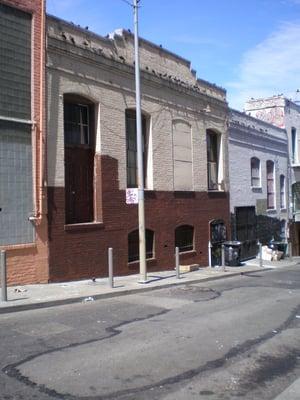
[133, 0, 147, 282]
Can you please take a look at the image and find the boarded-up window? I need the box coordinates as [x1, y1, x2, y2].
[0, 3, 31, 119]
[0, 5, 34, 245]
[0, 121, 34, 245]
[267, 160, 275, 209]
[172, 120, 192, 190]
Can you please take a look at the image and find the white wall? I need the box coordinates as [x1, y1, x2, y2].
[229, 110, 288, 221]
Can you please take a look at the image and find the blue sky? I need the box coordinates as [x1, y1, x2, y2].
[46, 0, 300, 109]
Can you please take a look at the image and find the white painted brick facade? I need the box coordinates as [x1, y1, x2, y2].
[229, 109, 288, 222]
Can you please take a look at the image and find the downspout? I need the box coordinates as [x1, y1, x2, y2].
[31, 0, 46, 222]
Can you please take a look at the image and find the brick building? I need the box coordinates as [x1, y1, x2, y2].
[228, 109, 288, 260]
[245, 96, 300, 255]
[0, 0, 48, 285]
[46, 16, 230, 281]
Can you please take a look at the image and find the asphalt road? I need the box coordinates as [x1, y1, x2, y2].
[0, 266, 299, 400]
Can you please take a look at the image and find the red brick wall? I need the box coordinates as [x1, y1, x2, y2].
[48, 155, 230, 282]
[1, 0, 48, 285]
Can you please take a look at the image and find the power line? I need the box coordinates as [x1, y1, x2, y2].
[119, 0, 133, 7]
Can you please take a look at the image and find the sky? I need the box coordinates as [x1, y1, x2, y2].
[46, 0, 300, 110]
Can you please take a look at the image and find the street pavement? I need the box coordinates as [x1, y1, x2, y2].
[0, 257, 298, 313]
[0, 263, 299, 399]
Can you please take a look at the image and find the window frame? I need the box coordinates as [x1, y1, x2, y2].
[250, 157, 261, 188]
[128, 229, 154, 263]
[266, 160, 275, 210]
[63, 94, 95, 225]
[64, 103, 91, 147]
[125, 109, 147, 188]
[280, 174, 286, 209]
[291, 127, 297, 164]
[207, 130, 223, 191]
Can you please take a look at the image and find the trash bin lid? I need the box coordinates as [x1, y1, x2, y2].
[223, 241, 241, 246]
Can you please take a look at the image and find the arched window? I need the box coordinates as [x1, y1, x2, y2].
[128, 229, 154, 262]
[266, 160, 275, 209]
[126, 109, 148, 188]
[251, 157, 260, 187]
[64, 94, 95, 224]
[175, 225, 194, 253]
[280, 175, 285, 209]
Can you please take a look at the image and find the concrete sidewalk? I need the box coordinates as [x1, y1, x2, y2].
[273, 378, 300, 400]
[0, 257, 299, 314]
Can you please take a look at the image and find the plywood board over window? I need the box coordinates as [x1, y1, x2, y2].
[172, 120, 193, 191]
[0, 4, 34, 245]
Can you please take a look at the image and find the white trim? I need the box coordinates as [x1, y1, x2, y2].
[0, 115, 34, 125]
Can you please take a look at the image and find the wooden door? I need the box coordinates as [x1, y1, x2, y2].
[65, 146, 94, 224]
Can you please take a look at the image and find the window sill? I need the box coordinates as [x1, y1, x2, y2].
[0, 242, 36, 251]
[178, 249, 196, 256]
[280, 208, 287, 212]
[291, 163, 300, 168]
[251, 186, 262, 190]
[64, 222, 105, 232]
[128, 257, 155, 265]
[266, 209, 277, 214]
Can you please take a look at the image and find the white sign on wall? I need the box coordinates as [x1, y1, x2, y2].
[126, 188, 138, 204]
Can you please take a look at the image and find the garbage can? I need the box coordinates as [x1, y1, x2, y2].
[224, 241, 242, 266]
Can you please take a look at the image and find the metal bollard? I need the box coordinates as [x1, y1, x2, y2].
[108, 247, 114, 288]
[1, 250, 7, 302]
[289, 242, 293, 261]
[175, 247, 180, 279]
[221, 244, 226, 271]
[258, 241, 263, 268]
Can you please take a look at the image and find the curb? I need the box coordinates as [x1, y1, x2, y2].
[0, 267, 272, 314]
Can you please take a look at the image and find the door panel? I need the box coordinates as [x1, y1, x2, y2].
[65, 147, 93, 224]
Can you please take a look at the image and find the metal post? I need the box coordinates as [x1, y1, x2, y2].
[133, 0, 147, 283]
[108, 247, 114, 288]
[221, 244, 225, 271]
[1, 250, 7, 302]
[258, 241, 263, 268]
[289, 241, 293, 261]
[175, 247, 180, 279]
[208, 241, 212, 267]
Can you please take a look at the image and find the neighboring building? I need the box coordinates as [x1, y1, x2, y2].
[229, 109, 288, 260]
[245, 95, 300, 255]
[46, 16, 230, 282]
[0, 0, 48, 285]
